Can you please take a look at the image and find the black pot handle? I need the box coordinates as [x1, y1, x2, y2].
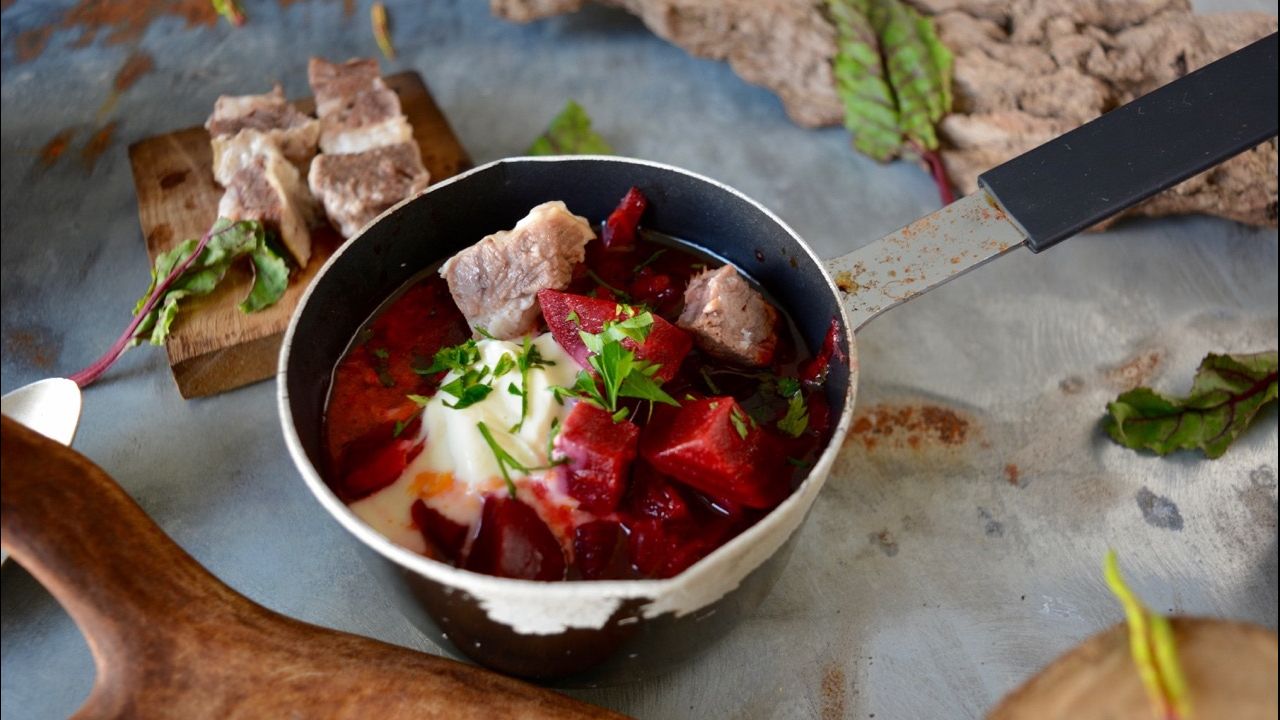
[979, 32, 1278, 253]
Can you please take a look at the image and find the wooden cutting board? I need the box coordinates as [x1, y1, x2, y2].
[128, 72, 471, 398]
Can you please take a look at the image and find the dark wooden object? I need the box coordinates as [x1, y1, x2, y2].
[0, 417, 627, 719]
[127, 72, 471, 398]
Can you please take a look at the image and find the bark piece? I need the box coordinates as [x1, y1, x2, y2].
[493, 0, 1277, 228]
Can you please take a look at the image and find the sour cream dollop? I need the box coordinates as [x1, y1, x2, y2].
[349, 333, 581, 553]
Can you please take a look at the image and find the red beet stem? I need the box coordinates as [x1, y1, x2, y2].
[68, 225, 221, 388]
[921, 149, 955, 206]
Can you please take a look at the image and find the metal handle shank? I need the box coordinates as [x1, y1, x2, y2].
[979, 33, 1278, 253]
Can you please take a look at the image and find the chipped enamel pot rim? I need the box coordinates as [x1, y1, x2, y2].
[278, 156, 857, 640]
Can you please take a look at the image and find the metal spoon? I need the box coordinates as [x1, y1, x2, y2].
[1, 377, 82, 564]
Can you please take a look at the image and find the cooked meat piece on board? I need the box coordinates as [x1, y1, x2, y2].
[677, 264, 778, 367]
[307, 57, 412, 154]
[212, 130, 320, 189]
[319, 116, 414, 155]
[205, 85, 319, 169]
[439, 201, 595, 340]
[217, 149, 315, 267]
[307, 142, 430, 239]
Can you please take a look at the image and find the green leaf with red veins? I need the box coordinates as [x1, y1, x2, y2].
[131, 218, 285, 347]
[1104, 351, 1277, 458]
[828, 0, 953, 160]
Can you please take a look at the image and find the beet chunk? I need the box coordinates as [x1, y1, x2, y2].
[465, 496, 566, 581]
[556, 402, 640, 515]
[573, 520, 628, 580]
[410, 499, 469, 563]
[602, 186, 647, 250]
[639, 397, 789, 509]
[537, 289, 692, 381]
[627, 463, 692, 522]
[336, 417, 424, 500]
[627, 517, 732, 579]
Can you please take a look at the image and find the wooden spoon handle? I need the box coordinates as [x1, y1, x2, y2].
[2, 416, 629, 720]
[1, 415, 231, 656]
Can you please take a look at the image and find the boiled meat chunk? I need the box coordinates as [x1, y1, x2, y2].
[307, 142, 430, 238]
[677, 264, 778, 367]
[440, 201, 594, 340]
[217, 148, 314, 267]
[205, 85, 319, 170]
[307, 57, 413, 155]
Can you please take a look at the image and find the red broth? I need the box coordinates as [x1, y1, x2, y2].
[323, 228, 833, 581]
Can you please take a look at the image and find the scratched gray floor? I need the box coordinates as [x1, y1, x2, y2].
[2, 1, 1277, 719]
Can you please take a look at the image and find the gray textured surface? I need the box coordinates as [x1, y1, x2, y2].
[1, 1, 1276, 718]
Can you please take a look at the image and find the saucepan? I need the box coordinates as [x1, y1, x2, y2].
[279, 34, 1277, 683]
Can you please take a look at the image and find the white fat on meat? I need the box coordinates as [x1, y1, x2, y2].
[307, 57, 411, 155]
[677, 264, 779, 367]
[205, 85, 318, 170]
[439, 201, 594, 340]
[217, 146, 315, 267]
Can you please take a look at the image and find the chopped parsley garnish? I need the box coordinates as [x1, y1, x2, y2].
[492, 352, 516, 378]
[566, 310, 580, 325]
[407, 394, 431, 406]
[476, 421, 525, 498]
[510, 337, 556, 432]
[416, 339, 481, 375]
[699, 367, 722, 394]
[729, 407, 751, 440]
[438, 365, 493, 409]
[372, 347, 390, 360]
[633, 248, 666, 273]
[777, 393, 809, 437]
[585, 269, 632, 301]
[547, 417, 561, 461]
[553, 311, 679, 421]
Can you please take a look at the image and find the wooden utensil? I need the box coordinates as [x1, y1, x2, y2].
[990, 617, 1278, 719]
[126, 71, 471, 398]
[0, 416, 626, 719]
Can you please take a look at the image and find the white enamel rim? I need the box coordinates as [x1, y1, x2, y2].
[277, 156, 858, 634]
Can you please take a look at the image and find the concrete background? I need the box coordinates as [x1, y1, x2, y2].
[2, 1, 1276, 717]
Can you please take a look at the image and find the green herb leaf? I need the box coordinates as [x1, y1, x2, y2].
[585, 269, 632, 302]
[828, 0, 953, 162]
[130, 218, 287, 346]
[493, 353, 517, 378]
[439, 366, 493, 409]
[407, 394, 431, 407]
[778, 393, 810, 438]
[417, 339, 481, 375]
[510, 338, 555, 432]
[1104, 351, 1277, 459]
[619, 366, 680, 407]
[566, 310, 580, 325]
[633, 248, 666, 273]
[477, 421, 524, 498]
[553, 313, 679, 420]
[527, 100, 614, 156]
[777, 376, 802, 398]
[1104, 551, 1192, 720]
[729, 407, 751, 440]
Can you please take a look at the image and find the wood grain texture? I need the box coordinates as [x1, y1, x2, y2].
[0, 416, 627, 720]
[127, 72, 471, 399]
[989, 618, 1278, 719]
